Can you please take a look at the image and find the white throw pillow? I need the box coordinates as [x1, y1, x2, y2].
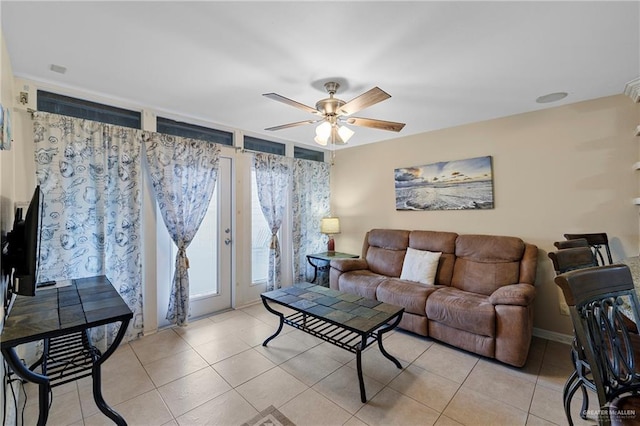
[400, 247, 442, 285]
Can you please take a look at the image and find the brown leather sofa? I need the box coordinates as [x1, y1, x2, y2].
[329, 229, 538, 367]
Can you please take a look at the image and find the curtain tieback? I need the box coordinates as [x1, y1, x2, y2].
[270, 234, 278, 249]
[178, 247, 190, 269]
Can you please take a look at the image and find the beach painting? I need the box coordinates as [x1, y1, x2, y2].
[2, 106, 11, 150]
[395, 156, 494, 211]
[0, 105, 4, 149]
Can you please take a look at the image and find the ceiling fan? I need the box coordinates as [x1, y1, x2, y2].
[263, 81, 405, 146]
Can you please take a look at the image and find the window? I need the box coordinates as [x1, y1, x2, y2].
[294, 146, 325, 162]
[244, 136, 285, 155]
[37, 90, 141, 128]
[251, 168, 272, 284]
[156, 117, 233, 146]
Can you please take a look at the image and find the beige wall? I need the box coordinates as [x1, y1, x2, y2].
[0, 29, 16, 424]
[331, 94, 640, 336]
[0, 30, 16, 234]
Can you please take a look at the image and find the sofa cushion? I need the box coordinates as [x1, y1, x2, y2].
[426, 287, 496, 337]
[489, 283, 536, 306]
[338, 270, 387, 300]
[409, 231, 458, 285]
[409, 230, 458, 253]
[376, 278, 441, 315]
[368, 229, 410, 249]
[400, 248, 441, 285]
[452, 234, 525, 295]
[330, 258, 368, 273]
[455, 234, 525, 262]
[365, 229, 409, 277]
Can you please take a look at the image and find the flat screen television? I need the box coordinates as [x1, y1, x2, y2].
[5, 185, 42, 297]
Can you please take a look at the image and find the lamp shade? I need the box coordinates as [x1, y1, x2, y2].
[314, 122, 355, 146]
[314, 135, 328, 146]
[320, 217, 340, 235]
[337, 125, 354, 143]
[316, 121, 332, 138]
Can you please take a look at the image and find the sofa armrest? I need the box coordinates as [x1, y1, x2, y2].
[489, 283, 536, 306]
[329, 258, 369, 290]
[330, 258, 369, 272]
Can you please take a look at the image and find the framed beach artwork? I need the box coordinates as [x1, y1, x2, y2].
[2, 106, 12, 150]
[0, 105, 4, 149]
[395, 156, 494, 211]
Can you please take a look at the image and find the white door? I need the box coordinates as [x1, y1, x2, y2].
[159, 156, 233, 321]
[187, 156, 233, 317]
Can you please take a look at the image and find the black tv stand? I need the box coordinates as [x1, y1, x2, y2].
[0, 275, 132, 425]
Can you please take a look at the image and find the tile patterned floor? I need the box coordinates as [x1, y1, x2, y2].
[16, 304, 597, 425]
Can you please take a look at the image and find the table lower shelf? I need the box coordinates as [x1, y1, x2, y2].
[283, 311, 378, 354]
[38, 331, 100, 388]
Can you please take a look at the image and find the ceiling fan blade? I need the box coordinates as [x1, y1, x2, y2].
[263, 93, 321, 115]
[265, 119, 319, 131]
[337, 87, 391, 116]
[346, 117, 406, 132]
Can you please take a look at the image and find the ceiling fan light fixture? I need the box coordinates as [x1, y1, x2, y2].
[337, 125, 354, 143]
[314, 135, 328, 146]
[316, 121, 332, 138]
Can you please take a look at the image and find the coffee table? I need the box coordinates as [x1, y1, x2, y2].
[261, 282, 404, 402]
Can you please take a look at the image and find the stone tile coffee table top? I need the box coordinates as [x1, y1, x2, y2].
[262, 282, 403, 334]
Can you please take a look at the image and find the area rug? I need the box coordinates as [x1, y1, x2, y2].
[241, 405, 296, 426]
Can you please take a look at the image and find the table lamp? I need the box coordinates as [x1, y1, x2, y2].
[321, 217, 340, 253]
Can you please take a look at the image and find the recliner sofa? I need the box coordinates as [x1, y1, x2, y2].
[329, 229, 538, 367]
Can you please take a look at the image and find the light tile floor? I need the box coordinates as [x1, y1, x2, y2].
[17, 304, 598, 425]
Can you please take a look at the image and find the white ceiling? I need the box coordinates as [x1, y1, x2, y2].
[2, 1, 639, 149]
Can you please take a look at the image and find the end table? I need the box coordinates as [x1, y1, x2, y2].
[306, 251, 359, 285]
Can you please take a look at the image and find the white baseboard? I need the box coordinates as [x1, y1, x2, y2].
[533, 327, 574, 345]
[236, 299, 262, 310]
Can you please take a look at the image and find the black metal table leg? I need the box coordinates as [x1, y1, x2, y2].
[262, 297, 285, 346]
[2, 347, 51, 426]
[306, 256, 319, 283]
[376, 313, 403, 368]
[91, 319, 130, 426]
[357, 336, 367, 403]
[357, 312, 404, 403]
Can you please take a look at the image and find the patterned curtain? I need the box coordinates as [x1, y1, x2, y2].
[292, 158, 330, 285]
[253, 153, 291, 291]
[33, 112, 144, 342]
[144, 133, 221, 326]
